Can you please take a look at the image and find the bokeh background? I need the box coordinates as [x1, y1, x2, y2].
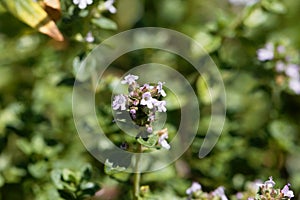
[0, 0, 300, 199]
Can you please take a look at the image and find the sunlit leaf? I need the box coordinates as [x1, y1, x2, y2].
[262, 0, 286, 14]
[0, 0, 63, 41]
[92, 17, 118, 30]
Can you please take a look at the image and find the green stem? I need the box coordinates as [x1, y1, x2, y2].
[133, 144, 142, 200]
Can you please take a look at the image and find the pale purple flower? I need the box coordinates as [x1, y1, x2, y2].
[140, 92, 154, 109]
[281, 183, 294, 198]
[146, 125, 153, 133]
[153, 100, 167, 112]
[275, 61, 285, 72]
[157, 81, 166, 97]
[277, 45, 286, 54]
[103, 0, 117, 14]
[289, 78, 300, 94]
[130, 109, 136, 119]
[257, 43, 274, 61]
[148, 114, 155, 122]
[248, 198, 254, 200]
[73, 0, 93, 9]
[158, 132, 170, 150]
[121, 74, 138, 85]
[212, 186, 228, 200]
[140, 84, 154, 91]
[246, 180, 262, 192]
[264, 177, 275, 188]
[85, 31, 94, 43]
[186, 182, 201, 195]
[236, 192, 243, 200]
[285, 64, 299, 79]
[112, 94, 127, 110]
[229, 0, 258, 6]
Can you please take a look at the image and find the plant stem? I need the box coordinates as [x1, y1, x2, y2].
[133, 144, 142, 200]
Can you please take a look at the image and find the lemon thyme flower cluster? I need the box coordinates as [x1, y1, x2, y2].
[73, 0, 116, 12]
[112, 74, 169, 149]
[186, 182, 228, 200]
[186, 177, 294, 200]
[252, 177, 294, 200]
[257, 42, 300, 94]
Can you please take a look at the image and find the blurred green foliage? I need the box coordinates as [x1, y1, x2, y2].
[0, 0, 300, 199]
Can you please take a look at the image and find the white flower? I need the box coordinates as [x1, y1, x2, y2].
[85, 31, 94, 43]
[186, 182, 201, 195]
[112, 94, 127, 110]
[158, 132, 170, 150]
[146, 125, 153, 133]
[121, 74, 138, 85]
[73, 0, 93, 9]
[103, 0, 117, 14]
[212, 186, 228, 200]
[289, 78, 300, 94]
[275, 61, 285, 72]
[285, 64, 299, 79]
[264, 177, 275, 188]
[229, 0, 258, 6]
[157, 81, 166, 97]
[140, 92, 154, 109]
[140, 84, 154, 91]
[257, 43, 274, 61]
[281, 184, 294, 198]
[153, 100, 167, 112]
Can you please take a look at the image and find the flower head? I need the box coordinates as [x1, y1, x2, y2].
[275, 61, 285, 72]
[158, 129, 170, 150]
[285, 64, 299, 79]
[85, 31, 95, 43]
[153, 100, 167, 112]
[281, 183, 294, 198]
[186, 182, 202, 195]
[289, 78, 300, 94]
[121, 74, 139, 85]
[264, 176, 275, 188]
[257, 43, 274, 61]
[112, 94, 127, 110]
[73, 0, 93, 9]
[103, 0, 117, 14]
[157, 81, 166, 97]
[140, 92, 154, 109]
[212, 186, 228, 200]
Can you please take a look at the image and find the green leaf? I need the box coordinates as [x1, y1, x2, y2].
[268, 119, 296, 151]
[244, 8, 268, 27]
[79, 182, 100, 196]
[3, 167, 26, 183]
[104, 159, 126, 175]
[28, 161, 48, 179]
[62, 169, 80, 185]
[191, 31, 221, 57]
[32, 135, 45, 155]
[197, 74, 222, 105]
[137, 134, 159, 148]
[51, 169, 64, 190]
[92, 17, 118, 30]
[262, 0, 286, 14]
[0, 174, 4, 188]
[16, 139, 32, 155]
[80, 164, 92, 181]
